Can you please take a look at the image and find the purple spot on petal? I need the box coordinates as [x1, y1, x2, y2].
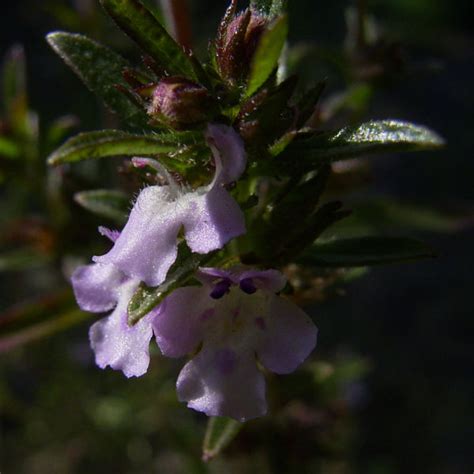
[240, 277, 257, 294]
[214, 348, 238, 375]
[199, 308, 215, 321]
[255, 317, 266, 330]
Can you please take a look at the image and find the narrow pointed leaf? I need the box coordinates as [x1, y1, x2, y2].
[331, 197, 467, 236]
[46, 32, 148, 125]
[202, 417, 243, 462]
[74, 189, 130, 223]
[250, 0, 286, 16]
[100, 0, 197, 80]
[296, 80, 326, 127]
[47, 130, 196, 165]
[0, 309, 89, 354]
[246, 15, 288, 97]
[2, 44, 26, 115]
[285, 120, 445, 164]
[300, 236, 436, 267]
[0, 249, 51, 272]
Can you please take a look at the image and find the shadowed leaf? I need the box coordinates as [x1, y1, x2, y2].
[100, 0, 197, 80]
[0, 309, 89, 354]
[74, 189, 130, 223]
[300, 236, 436, 267]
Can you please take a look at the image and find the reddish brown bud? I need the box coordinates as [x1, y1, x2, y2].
[216, 6, 268, 85]
[147, 77, 216, 129]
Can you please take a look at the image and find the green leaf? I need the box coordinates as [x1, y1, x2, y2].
[0, 136, 21, 159]
[74, 189, 130, 223]
[285, 120, 445, 164]
[250, 0, 286, 16]
[0, 249, 51, 272]
[300, 236, 436, 267]
[2, 44, 26, 114]
[328, 197, 466, 237]
[246, 15, 288, 97]
[0, 308, 89, 354]
[202, 417, 243, 462]
[2, 44, 29, 134]
[46, 32, 148, 125]
[296, 80, 326, 127]
[47, 129, 195, 165]
[243, 75, 297, 146]
[127, 251, 203, 325]
[46, 115, 79, 149]
[100, 0, 197, 80]
[247, 167, 350, 265]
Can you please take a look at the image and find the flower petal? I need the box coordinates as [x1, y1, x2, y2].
[257, 295, 317, 374]
[196, 267, 233, 286]
[89, 280, 154, 377]
[152, 287, 209, 358]
[98, 226, 120, 242]
[206, 124, 246, 184]
[183, 185, 246, 254]
[71, 263, 125, 313]
[94, 186, 182, 287]
[239, 269, 287, 293]
[176, 345, 267, 421]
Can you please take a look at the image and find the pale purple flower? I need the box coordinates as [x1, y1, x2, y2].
[152, 267, 318, 421]
[93, 124, 247, 287]
[71, 228, 155, 377]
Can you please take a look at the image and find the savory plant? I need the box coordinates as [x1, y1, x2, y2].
[38, 0, 444, 456]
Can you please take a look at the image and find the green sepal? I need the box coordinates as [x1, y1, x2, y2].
[74, 189, 130, 224]
[299, 236, 436, 267]
[202, 417, 243, 462]
[47, 129, 197, 165]
[46, 31, 148, 126]
[127, 248, 204, 325]
[99, 0, 197, 80]
[246, 15, 288, 98]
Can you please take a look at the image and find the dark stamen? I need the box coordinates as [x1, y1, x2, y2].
[210, 279, 232, 299]
[239, 277, 257, 294]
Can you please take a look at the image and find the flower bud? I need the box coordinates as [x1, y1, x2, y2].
[147, 77, 215, 129]
[216, 4, 268, 85]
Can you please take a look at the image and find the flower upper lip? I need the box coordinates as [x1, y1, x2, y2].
[92, 124, 247, 287]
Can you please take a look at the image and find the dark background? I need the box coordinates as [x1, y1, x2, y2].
[0, 1, 473, 473]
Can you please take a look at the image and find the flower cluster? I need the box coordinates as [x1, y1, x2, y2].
[72, 123, 317, 421]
